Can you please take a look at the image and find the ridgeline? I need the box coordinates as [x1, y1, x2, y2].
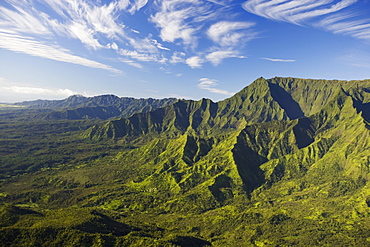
[1, 77, 370, 246]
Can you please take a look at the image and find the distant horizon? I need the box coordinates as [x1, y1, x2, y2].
[3, 75, 370, 104]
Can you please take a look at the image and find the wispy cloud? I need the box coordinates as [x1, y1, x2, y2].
[68, 21, 103, 50]
[126, 0, 149, 14]
[242, 0, 356, 24]
[0, 0, 256, 73]
[206, 50, 240, 66]
[150, 0, 209, 46]
[186, 56, 204, 68]
[0, 31, 122, 73]
[119, 49, 167, 63]
[0, 0, 129, 72]
[150, 38, 170, 51]
[149, 1, 257, 68]
[207, 21, 255, 47]
[339, 50, 370, 69]
[3, 85, 78, 97]
[170, 52, 186, 64]
[118, 58, 143, 69]
[242, 0, 370, 41]
[261, 57, 295, 62]
[0, 4, 52, 35]
[198, 78, 234, 95]
[318, 13, 370, 40]
[0, 77, 95, 101]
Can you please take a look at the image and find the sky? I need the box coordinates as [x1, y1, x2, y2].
[1, 0, 370, 103]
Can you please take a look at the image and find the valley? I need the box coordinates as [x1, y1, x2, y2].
[1, 77, 370, 246]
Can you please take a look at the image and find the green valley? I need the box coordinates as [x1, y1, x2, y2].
[1, 77, 370, 246]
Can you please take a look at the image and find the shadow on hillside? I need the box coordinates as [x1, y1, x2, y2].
[268, 82, 305, 120]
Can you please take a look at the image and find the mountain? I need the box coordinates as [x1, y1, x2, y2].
[2, 95, 177, 121]
[86, 77, 370, 140]
[1, 77, 370, 246]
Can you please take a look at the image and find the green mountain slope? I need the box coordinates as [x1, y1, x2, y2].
[1, 77, 370, 246]
[2, 95, 177, 121]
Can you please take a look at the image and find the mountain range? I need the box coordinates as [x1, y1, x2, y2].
[1, 77, 370, 246]
[1, 95, 177, 121]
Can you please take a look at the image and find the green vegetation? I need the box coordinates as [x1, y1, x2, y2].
[1, 77, 370, 246]
[3, 95, 177, 121]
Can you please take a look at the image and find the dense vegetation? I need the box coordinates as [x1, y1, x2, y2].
[2, 95, 177, 121]
[1, 77, 370, 246]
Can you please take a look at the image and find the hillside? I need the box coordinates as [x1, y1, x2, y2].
[1, 77, 370, 246]
[1, 95, 177, 121]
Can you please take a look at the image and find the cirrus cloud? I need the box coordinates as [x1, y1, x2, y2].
[186, 56, 204, 68]
[0, 0, 257, 75]
[206, 50, 241, 66]
[207, 21, 256, 47]
[0, 31, 122, 74]
[261, 57, 295, 62]
[198, 78, 234, 95]
[242, 0, 370, 41]
[4, 86, 78, 97]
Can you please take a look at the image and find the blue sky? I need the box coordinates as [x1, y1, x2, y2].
[1, 0, 370, 103]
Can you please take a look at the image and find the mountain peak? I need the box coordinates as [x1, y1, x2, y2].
[67, 94, 85, 98]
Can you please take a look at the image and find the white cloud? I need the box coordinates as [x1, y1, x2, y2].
[150, 38, 170, 51]
[69, 2, 126, 48]
[119, 58, 143, 69]
[0, 0, 259, 75]
[68, 21, 102, 50]
[129, 0, 149, 14]
[207, 21, 255, 46]
[119, 49, 167, 63]
[205, 0, 230, 5]
[182, 50, 245, 68]
[186, 56, 204, 68]
[198, 78, 234, 95]
[0, 31, 122, 74]
[39, 0, 126, 47]
[3, 85, 78, 97]
[242, 0, 370, 41]
[117, 0, 130, 10]
[318, 14, 370, 41]
[127, 35, 169, 53]
[0, 0, 129, 72]
[289, 0, 357, 24]
[170, 52, 186, 63]
[0, 5, 52, 35]
[109, 42, 119, 50]
[261, 57, 295, 62]
[206, 50, 240, 65]
[150, 0, 210, 46]
[128, 37, 159, 53]
[0, 77, 97, 102]
[242, 0, 356, 24]
[0, 0, 150, 55]
[149, 3, 256, 69]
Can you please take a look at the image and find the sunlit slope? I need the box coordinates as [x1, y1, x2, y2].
[2, 95, 177, 121]
[1, 77, 370, 246]
[87, 77, 370, 140]
[81, 77, 370, 215]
